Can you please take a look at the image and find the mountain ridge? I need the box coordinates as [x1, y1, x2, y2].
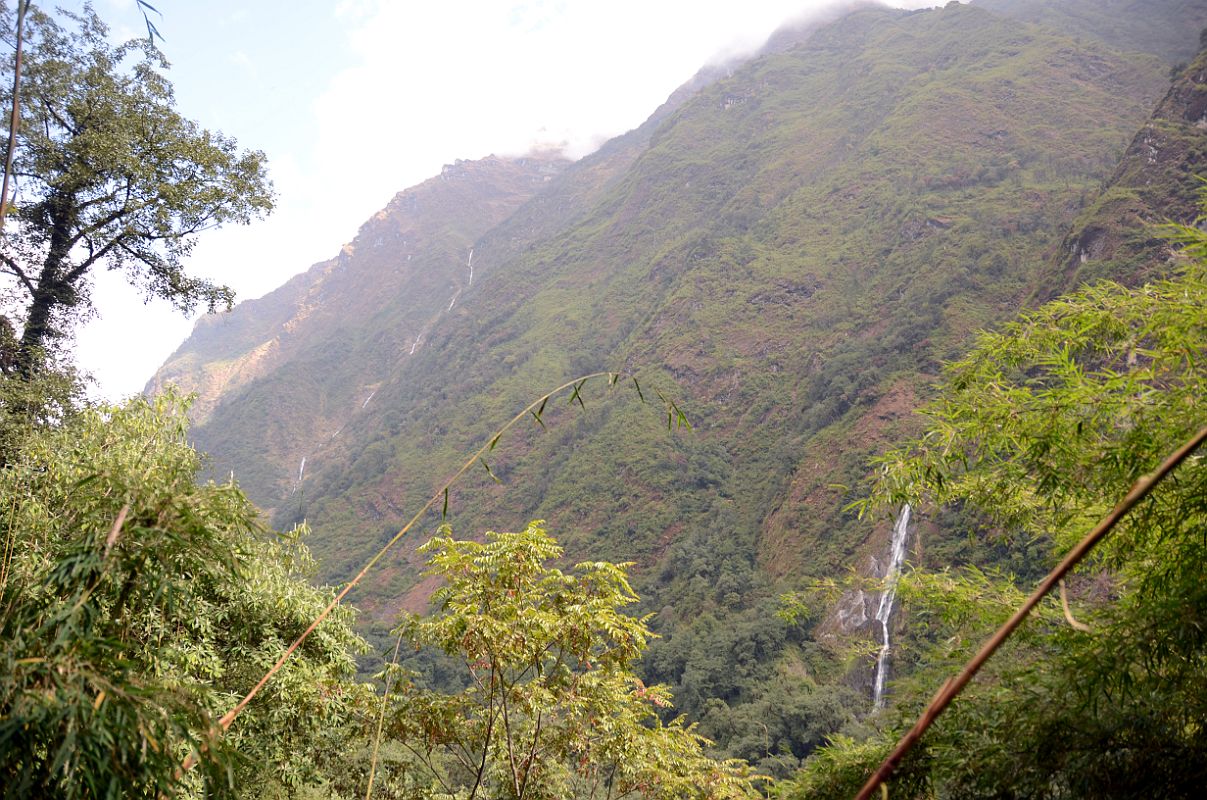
[149, 153, 570, 504]
[155, 1, 1176, 597]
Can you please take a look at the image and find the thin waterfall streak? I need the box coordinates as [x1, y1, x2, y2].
[290, 457, 307, 496]
[873, 503, 911, 710]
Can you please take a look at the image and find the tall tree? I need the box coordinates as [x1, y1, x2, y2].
[0, 4, 273, 372]
[373, 521, 761, 800]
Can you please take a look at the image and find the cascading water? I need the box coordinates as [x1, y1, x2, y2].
[872, 503, 911, 710]
[290, 456, 307, 496]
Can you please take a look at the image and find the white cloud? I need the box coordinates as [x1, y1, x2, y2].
[228, 50, 254, 70]
[301, 0, 869, 244]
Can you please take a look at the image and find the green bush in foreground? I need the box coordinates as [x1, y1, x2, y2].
[374, 521, 763, 800]
[0, 393, 372, 798]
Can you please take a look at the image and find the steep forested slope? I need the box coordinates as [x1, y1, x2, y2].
[149, 154, 570, 506]
[978, 0, 1207, 62]
[1040, 44, 1207, 292]
[266, 2, 1164, 596]
[150, 0, 1205, 771]
[148, 3, 867, 511]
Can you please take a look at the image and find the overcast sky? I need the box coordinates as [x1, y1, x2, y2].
[57, 0, 930, 400]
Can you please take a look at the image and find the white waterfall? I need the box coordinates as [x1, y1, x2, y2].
[290, 456, 307, 496]
[873, 503, 911, 710]
[362, 390, 376, 409]
[466, 248, 474, 286]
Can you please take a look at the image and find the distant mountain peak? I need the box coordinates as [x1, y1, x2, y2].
[148, 153, 568, 491]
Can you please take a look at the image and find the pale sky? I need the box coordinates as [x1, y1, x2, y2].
[53, 0, 931, 400]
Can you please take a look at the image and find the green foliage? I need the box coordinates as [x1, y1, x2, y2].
[862, 243, 1205, 554]
[789, 220, 1207, 797]
[377, 521, 761, 800]
[0, 393, 371, 798]
[0, 365, 83, 463]
[779, 733, 926, 800]
[639, 596, 868, 778]
[160, 0, 1185, 773]
[0, 4, 273, 369]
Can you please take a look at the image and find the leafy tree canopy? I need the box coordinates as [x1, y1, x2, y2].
[0, 393, 371, 798]
[371, 521, 762, 800]
[0, 3, 273, 372]
[787, 217, 1207, 798]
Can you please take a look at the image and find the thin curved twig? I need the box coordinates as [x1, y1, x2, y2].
[364, 631, 405, 800]
[853, 424, 1207, 800]
[1058, 579, 1091, 633]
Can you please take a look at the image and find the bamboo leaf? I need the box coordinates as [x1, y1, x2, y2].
[479, 458, 500, 484]
[568, 379, 588, 409]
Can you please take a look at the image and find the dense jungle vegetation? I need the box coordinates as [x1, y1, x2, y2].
[1, 1, 1205, 798]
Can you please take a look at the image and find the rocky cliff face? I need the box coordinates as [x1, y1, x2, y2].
[149, 154, 570, 507]
[1043, 44, 1207, 293]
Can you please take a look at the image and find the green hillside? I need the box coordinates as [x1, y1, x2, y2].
[149, 0, 1205, 772]
[977, 0, 1207, 62]
[1039, 47, 1207, 293]
[277, 2, 1165, 592]
[150, 154, 571, 506]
